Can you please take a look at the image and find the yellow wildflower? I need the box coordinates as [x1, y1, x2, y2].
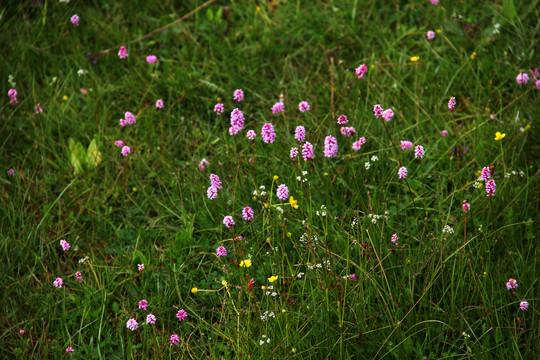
[264, 203, 269, 209]
[410, 56, 420, 62]
[289, 196, 298, 209]
[132, 187, 137, 192]
[436, 29, 442, 34]
[217, 97, 221, 102]
[63, 95, 68, 101]
[470, 52, 477, 60]
[261, 285, 266, 290]
[287, 232, 292, 237]
[370, 64, 375, 70]
[273, 175, 279, 180]
[239, 259, 252, 268]
[191, 287, 198, 293]
[266, 237, 271, 244]
[268, 275, 278, 282]
[221, 280, 228, 286]
[255, 6, 261, 14]
[494, 132, 506, 141]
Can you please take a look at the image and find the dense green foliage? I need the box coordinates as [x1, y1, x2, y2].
[1, 0, 539, 358]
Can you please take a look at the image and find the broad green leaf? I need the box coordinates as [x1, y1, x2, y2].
[503, 0, 517, 21]
[86, 138, 102, 169]
[68, 138, 86, 175]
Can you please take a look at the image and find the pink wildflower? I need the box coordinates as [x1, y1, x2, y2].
[340, 127, 356, 136]
[382, 108, 394, 122]
[324, 135, 338, 157]
[233, 89, 244, 102]
[536, 80, 540, 90]
[302, 142, 314, 161]
[54, 277, 63, 289]
[290, 147, 299, 158]
[516, 73, 529, 85]
[246, 130, 256, 140]
[462, 200, 470, 213]
[249, 158, 254, 163]
[138, 264, 144, 272]
[506, 278, 518, 291]
[271, 102, 285, 113]
[210, 174, 222, 189]
[242, 206, 254, 221]
[441, 130, 449, 137]
[294, 126, 306, 142]
[352, 137, 366, 150]
[80, 88, 88, 95]
[427, 30, 435, 40]
[199, 158, 209, 171]
[337, 114, 348, 125]
[70, 14, 79, 26]
[66, 347, 75, 354]
[139, 300, 148, 310]
[119, 119, 127, 127]
[230, 108, 245, 134]
[391, 233, 398, 245]
[398, 167, 408, 179]
[169, 334, 180, 346]
[207, 186, 218, 200]
[20, 329, 25, 335]
[146, 55, 157, 64]
[448, 97, 456, 111]
[8, 89, 18, 104]
[115, 140, 125, 147]
[214, 103, 224, 115]
[125, 111, 136, 125]
[298, 101, 310, 112]
[60, 239, 71, 251]
[176, 309, 188, 321]
[118, 46, 128, 59]
[519, 301, 529, 311]
[276, 184, 289, 201]
[223, 216, 235, 228]
[35, 104, 43, 114]
[400, 140, 413, 150]
[216, 246, 227, 258]
[373, 104, 383, 118]
[75, 271, 83, 283]
[481, 167, 490, 181]
[146, 314, 156, 324]
[8, 168, 15, 176]
[355, 64, 368, 79]
[349, 273, 357, 281]
[485, 179, 496, 197]
[261, 123, 276, 143]
[121, 146, 131, 156]
[126, 318, 138, 331]
[414, 145, 425, 159]
[429, 0, 439, 5]
[156, 99, 164, 109]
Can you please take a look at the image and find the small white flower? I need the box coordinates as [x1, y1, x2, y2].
[77, 69, 88, 76]
[364, 162, 371, 170]
[371, 155, 379, 162]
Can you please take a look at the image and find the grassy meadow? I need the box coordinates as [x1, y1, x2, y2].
[1, 0, 539, 358]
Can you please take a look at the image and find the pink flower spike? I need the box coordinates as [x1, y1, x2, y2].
[242, 206, 254, 221]
[169, 334, 180, 346]
[337, 114, 348, 125]
[138, 264, 144, 272]
[400, 141, 413, 150]
[290, 147, 299, 158]
[324, 135, 338, 157]
[382, 108, 394, 121]
[125, 112, 136, 125]
[448, 97, 456, 111]
[261, 123, 276, 143]
[8, 89, 18, 104]
[441, 130, 449, 137]
[230, 108, 245, 134]
[199, 158, 209, 171]
[176, 309, 188, 321]
[210, 174, 222, 189]
[8, 168, 15, 176]
[302, 142, 314, 161]
[340, 126, 356, 137]
[139, 299, 148, 310]
[516, 73, 529, 85]
[246, 130, 257, 140]
[481, 167, 490, 181]
[462, 200, 470, 213]
[222, 216, 235, 228]
[119, 119, 127, 127]
[414, 145, 425, 159]
[214, 103, 224, 115]
[355, 64, 368, 79]
[207, 186, 218, 200]
[121, 146, 131, 156]
[519, 301, 529, 311]
[146, 55, 157, 64]
[115, 140, 125, 147]
[156, 99, 164, 109]
[485, 179, 496, 197]
[352, 137, 366, 150]
[126, 318, 139, 331]
[118, 46, 128, 59]
[506, 278, 518, 291]
[146, 314, 156, 324]
[276, 184, 289, 201]
[294, 126, 306, 142]
[298, 101, 310, 112]
[233, 89, 244, 102]
[391, 233, 398, 245]
[54, 277, 63, 289]
[398, 167, 408, 179]
[70, 14, 79, 26]
[373, 104, 383, 118]
[60, 239, 71, 251]
[536, 80, 540, 90]
[216, 246, 227, 258]
[75, 271, 83, 283]
[35, 104, 43, 114]
[427, 30, 435, 40]
[66, 347, 75, 354]
[271, 102, 285, 113]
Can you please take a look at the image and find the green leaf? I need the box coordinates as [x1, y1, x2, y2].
[86, 138, 102, 169]
[502, 0, 517, 21]
[68, 138, 86, 175]
[132, 250, 148, 268]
